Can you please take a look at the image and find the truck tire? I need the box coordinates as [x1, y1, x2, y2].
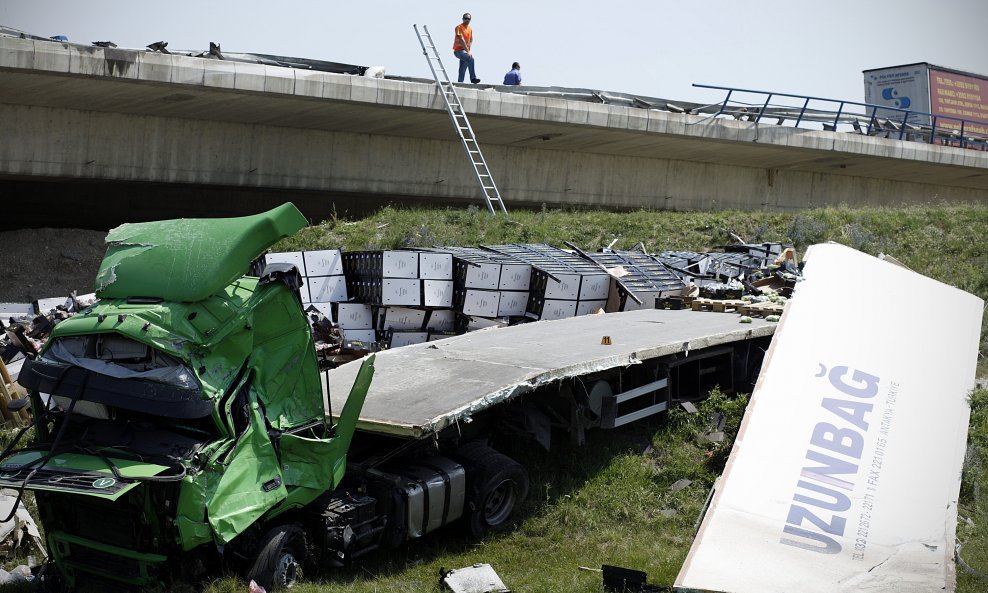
[457, 444, 529, 538]
[245, 524, 307, 590]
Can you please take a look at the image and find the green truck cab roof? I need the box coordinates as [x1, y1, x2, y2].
[95, 202, 307, 302]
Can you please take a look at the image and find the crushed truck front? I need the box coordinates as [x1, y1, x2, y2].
[0, 204, 373, 589]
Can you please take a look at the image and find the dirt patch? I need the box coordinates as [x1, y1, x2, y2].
[0, 228, 107, 303]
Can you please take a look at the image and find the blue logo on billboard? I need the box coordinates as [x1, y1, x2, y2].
[881, 87, 911, 109]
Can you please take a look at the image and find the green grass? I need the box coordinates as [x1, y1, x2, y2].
[3, 203, 986, 592]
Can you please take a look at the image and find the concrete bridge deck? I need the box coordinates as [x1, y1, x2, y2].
[0, 36, 985, 227]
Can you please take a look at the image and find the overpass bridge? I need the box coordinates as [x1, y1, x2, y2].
[0, 35, 986, 229]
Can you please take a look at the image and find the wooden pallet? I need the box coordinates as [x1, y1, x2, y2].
[738, 301, 785, 317]
[0, 359, 30, 428]
[691, 298, 747, 313]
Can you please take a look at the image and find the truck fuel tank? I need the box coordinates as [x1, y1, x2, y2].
[372, 456, 466, 539]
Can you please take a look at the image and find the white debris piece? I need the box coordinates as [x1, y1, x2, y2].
[0, 489, 46, 561]
[442, 563, 510, 593]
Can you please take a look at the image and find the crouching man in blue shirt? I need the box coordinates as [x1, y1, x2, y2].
[503, 62, 522, 85]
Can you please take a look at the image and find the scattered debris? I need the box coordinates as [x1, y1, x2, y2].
[601, 564, 668, 592]
[669, 479, 692, 494]
[0, 564, 32, 585]
[679, 401, 698, 414]
[0, 490, 46, 563]
[440, 563, 510, 593]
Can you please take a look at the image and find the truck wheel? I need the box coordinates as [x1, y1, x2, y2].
[245, 524, 307, 590]
[458, 445, 529, 537]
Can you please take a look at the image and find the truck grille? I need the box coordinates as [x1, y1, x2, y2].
[0, 466, 131, 495]
[69, 545, 143, 579]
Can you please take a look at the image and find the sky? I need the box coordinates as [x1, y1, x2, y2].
[2, 1, 987, 106]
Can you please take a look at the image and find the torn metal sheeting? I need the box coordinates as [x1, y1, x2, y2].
[442, 563, 509, 593]
[327, 309, 775, 438]
[0, 303, 33, 320]
[34, 296, 71, 315]
[0, 489, 46, 561]
[675, 243, 984, 593]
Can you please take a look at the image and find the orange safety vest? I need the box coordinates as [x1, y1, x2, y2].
[453, 24, 472, 51]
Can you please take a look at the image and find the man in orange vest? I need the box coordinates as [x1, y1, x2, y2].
[453, 12, 480, 84]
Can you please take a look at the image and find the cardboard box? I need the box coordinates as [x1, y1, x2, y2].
[264, 251, 306, 275]
[423, 280, 454, 308]
[576, 299, 608, 316]
[303, 249, 344, 276]
[389, 331, 429, 348]
[457, 289, 500, 317]
[382, 279, 422, 306]
[428, 331, 458, 342]
[497, 291, 529, 317]
[498, 263, 532, 290]
[419, 252, 454, 279]
[336, 303, 374, 329]
[457, 261, 500, 290]
[426, 309, 456, 332]
[307, 275, 348, 303]
[578, 274, 612, 300]
[465, 316, 509, 331]
[542, 273, 581, 300]
[383, 251, 419, 278]
[341, 328, 377, 344]
[538, 299, 578, 321]
[381, 307, 427, 331]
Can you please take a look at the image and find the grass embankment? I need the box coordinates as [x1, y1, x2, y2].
[274, 204, 987, 593]
[3, 204, 986, 592]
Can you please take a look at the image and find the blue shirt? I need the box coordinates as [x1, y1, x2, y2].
[503, 68, 521, 85]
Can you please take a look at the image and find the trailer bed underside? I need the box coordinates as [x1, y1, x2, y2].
[326, 309, 776, 438]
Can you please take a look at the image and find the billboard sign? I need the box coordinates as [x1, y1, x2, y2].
[675, 243, 984, 593]
[929, 67, 988, 135]
[863, 64, 931, 125]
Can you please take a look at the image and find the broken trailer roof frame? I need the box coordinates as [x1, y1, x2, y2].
[326, 308, 776, 439]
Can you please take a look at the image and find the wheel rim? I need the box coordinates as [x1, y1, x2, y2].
[274, 551, 300, 588]
[483, 479, 517, 526]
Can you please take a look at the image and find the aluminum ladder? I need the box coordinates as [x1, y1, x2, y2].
[413, 24, 507, 215]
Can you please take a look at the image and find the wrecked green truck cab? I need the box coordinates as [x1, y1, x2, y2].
[1, 204, 374, 589]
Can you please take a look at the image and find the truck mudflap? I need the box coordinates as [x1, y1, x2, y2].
[0, 450, 172, 501]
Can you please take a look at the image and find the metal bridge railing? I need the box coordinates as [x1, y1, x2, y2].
[693, 83, 988, 151]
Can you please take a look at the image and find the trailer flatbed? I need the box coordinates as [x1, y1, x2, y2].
[327, 308, 777, 438]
